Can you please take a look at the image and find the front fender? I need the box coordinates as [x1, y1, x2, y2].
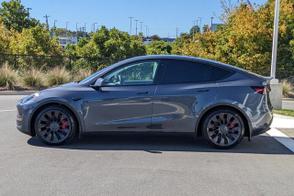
[28, 97, 85, 136]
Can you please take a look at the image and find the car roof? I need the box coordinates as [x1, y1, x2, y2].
[120, 55, 235, 70]
[121, 55, 267, 80]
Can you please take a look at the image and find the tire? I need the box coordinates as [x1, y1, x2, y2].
[202, 109, 245, 149]
[34, 105, 77, 145]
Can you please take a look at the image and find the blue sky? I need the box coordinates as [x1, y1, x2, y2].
[1, 0, 267, 37]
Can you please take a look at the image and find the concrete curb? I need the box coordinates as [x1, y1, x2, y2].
[0, 91, 35, 95]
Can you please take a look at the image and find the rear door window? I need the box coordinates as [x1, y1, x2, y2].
[160, 60, 232, 84]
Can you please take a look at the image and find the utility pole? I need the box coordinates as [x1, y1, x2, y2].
[128, 17, 134, 34]
[66, 21, 69, 30]
[271, 0, 280, 80]
[210, 17, 214, 31]
[145, 25, 148, 37]
[43, 14, 50, 29]
[176, 27, 179, 38]
[26, 8, 32, 18]
[140, 21, 143, 34]
[198, 17, 202, 33]
[53, 20, 57, 28]
[92, 22, 97, 32]
[135, 19, 138, 36]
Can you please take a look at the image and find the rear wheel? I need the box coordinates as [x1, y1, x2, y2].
[34, 106, 77, 145]
[202, 109, 244, 149]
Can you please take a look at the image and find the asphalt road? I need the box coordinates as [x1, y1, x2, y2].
[0, 95, 294, 196]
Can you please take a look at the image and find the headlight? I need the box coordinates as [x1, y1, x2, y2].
[21, 92, 40, 103]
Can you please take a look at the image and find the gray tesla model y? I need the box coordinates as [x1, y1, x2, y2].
[16, 55, 273, 148]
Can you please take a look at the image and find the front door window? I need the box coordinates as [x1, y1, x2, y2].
[103, 61, 159, 86]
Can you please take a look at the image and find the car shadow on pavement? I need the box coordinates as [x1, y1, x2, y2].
[27, 133, 292, 154]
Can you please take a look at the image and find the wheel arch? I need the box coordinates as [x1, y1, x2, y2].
[29, 101, 82, 136]
[195, 104, 252, 139]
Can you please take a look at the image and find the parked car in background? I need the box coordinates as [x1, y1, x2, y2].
[16, 55, 273, 148]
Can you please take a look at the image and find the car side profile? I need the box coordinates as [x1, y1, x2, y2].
[16, 55, 273, 148]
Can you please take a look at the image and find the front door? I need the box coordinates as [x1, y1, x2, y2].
[84, 60, 160, 132]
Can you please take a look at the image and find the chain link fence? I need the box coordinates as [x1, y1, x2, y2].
[0, 53, 100, 71]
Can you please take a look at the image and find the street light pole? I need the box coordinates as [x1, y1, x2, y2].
[271, 0, 280, 80]
[269, 0, 282, 110]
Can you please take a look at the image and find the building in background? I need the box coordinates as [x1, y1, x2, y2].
[58, 36, 78, 48]
[211, 23, 223, 32]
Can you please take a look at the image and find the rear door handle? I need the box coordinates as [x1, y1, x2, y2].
[136, 91, 149, 95]
[197, 89, 209, 93]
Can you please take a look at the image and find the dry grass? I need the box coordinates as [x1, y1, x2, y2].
[73, 69, 92, 82]
[0, 64, 18, 90]
[282, 80, 293, 98]
[46, 67, 71, 86]
[22, 68, 44, 89]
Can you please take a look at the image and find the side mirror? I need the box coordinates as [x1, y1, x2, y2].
[91, 78, 104, 89]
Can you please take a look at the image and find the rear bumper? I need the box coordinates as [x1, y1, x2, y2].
[251, 111, 273, 137]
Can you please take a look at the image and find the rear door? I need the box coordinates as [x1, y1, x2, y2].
[152, 60, 229, 132]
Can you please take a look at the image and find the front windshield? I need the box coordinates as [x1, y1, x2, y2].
[78, 60, 129, 85]
[78, 69, 104, 85]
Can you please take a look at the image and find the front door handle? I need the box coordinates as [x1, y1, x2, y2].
[136, 91, 149, 95]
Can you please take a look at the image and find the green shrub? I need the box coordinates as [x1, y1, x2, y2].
[22, 68, 44, 89]
[46, 67, 71, 86]
[0, 64, 18, 90]
[282, 80, 293, 98]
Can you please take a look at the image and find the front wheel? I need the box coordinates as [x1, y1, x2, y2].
[34, 106, 77, 145]
[202, 109, 245, 149]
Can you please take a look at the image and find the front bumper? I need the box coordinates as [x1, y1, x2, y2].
[16, 101, 34, 136]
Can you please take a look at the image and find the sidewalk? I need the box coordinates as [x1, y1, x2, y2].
[282, 98, 294, 110]
[272, 114, 294, 129]
[268, 114, 294, 152]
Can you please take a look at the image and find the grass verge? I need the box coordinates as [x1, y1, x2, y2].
[274, 109, 294, 117]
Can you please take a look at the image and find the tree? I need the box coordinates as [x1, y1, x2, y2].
[150, 34, 160, 41]
[190, 25, 200, 35]
[0, 0, 39, 32]
[0, 19, 12, 65]
[146, 40, 172, 55]
[0, 19, 11, 54]
[173, 0, 294, 79]
[10, 25, 63, 69]
[66, 26, 146, 71]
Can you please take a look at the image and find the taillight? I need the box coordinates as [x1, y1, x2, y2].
[251, 86, 266, 94]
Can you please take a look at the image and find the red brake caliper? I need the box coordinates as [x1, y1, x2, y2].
[60, 119, 68, 130]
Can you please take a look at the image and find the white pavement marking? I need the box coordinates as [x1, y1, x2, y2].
[0, 109, 16, 113]
[267, 128, 294, 153]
